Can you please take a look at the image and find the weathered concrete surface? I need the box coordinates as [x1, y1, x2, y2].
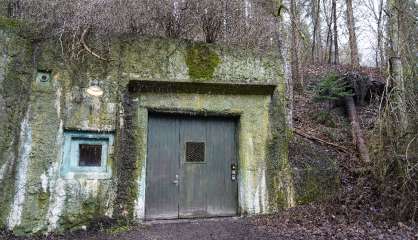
[289, 136, 340, 205]
[0, 26, 32, 231]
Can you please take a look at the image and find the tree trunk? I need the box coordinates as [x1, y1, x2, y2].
[344, 96, 370, 163]
[291, 0, 303, 92]
[7, 0, 21, 18]
[323, 0, 333, 64]
[273, 0, 293, 129]
[311, 0, 322, 63]
[332, 0, 339, 65]
[345, 0, 359, 68]
[389, 57, 408, 130]
[317, 2, 323, 62]
[377, 0, 384, 69]
[326, 27, 332, 64]
[387, 0, 408, 130]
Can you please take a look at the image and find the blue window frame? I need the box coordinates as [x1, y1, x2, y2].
[61, 131, 114, 179]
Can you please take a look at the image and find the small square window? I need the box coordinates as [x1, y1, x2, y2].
[79, 144, 102, 167]
[186, 142, 205, 162]
[61, 131, 114, 179]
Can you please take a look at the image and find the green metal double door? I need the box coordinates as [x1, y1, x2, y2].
[145, 113, 238, 219]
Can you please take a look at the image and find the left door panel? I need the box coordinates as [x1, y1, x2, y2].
[145, 115, 180, 219]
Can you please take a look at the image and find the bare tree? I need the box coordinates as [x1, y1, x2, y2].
[311, 0, 322, 64]
[323, 0, 333, 63]
[376, 0, 385, 69]
[290, 0, 303, 91]
[387, 0, 408, 131]
[345, 0, 359, 67]
[323, 0, 340, 64]
[372, 0, 417, 221]
[358, 0, 386, 68]
[369, 0, 386, 69]
[271, 0, 293, 128]
[332, 0, 339, 64]
[6, 0, 21, 18]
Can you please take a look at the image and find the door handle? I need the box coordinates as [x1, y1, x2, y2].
[172, 174, 179, 185]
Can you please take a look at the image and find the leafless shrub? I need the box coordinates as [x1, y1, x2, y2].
[2, 0, 281, 55]
[151, 0, 197, 39]
[369, 75, 418, 221]
[198, 0, 225, 43]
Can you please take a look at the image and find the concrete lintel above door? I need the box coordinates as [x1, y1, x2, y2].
[128, 80, 277, 96]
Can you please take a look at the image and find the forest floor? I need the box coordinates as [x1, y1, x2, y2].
[2, 204, 416, 240]
[2, 64, 417, 240]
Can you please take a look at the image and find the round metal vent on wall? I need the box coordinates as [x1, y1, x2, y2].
[35, 71, 52, 86]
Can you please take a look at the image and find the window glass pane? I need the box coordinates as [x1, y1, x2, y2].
[79, 144, 102, 166]
[186, 142, 205, 162]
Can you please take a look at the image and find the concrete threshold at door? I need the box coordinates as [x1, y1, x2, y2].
[143, 216, 243, 225]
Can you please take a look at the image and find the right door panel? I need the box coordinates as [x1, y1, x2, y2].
[204, 118, 238, 216]
[179, 116, 238, 218]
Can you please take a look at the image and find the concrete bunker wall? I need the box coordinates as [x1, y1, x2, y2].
[0, 28, 294, 235]
[0, 25, 33, 231]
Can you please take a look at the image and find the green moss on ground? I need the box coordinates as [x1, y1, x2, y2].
[311, 111, 336, 128]
[106, 224, 131, 235]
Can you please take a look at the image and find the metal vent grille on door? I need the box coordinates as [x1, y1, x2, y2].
[185, 142, 205, 162]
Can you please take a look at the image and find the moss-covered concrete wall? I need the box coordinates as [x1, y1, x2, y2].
[289, 137, 340, 205]
[0, 27, 32, 231]
[0, 25, 299, 235]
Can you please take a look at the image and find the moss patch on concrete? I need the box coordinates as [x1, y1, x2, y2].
[293, 168, 340, 204]
[185, 44, 221, 81]
[113, 96, 141, 221]
[0, 16, 21, 30]
[37, 192, 50, 209]
[0, 16, 31, 37]
[289, 136, 340, 205]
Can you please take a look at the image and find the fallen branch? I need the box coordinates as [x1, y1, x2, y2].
[81, 28, 109, 61]
[294, 128, 351, 153]
[344, 96, 371, 163]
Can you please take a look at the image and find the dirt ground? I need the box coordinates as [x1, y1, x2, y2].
[2, 205, 416, 240]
